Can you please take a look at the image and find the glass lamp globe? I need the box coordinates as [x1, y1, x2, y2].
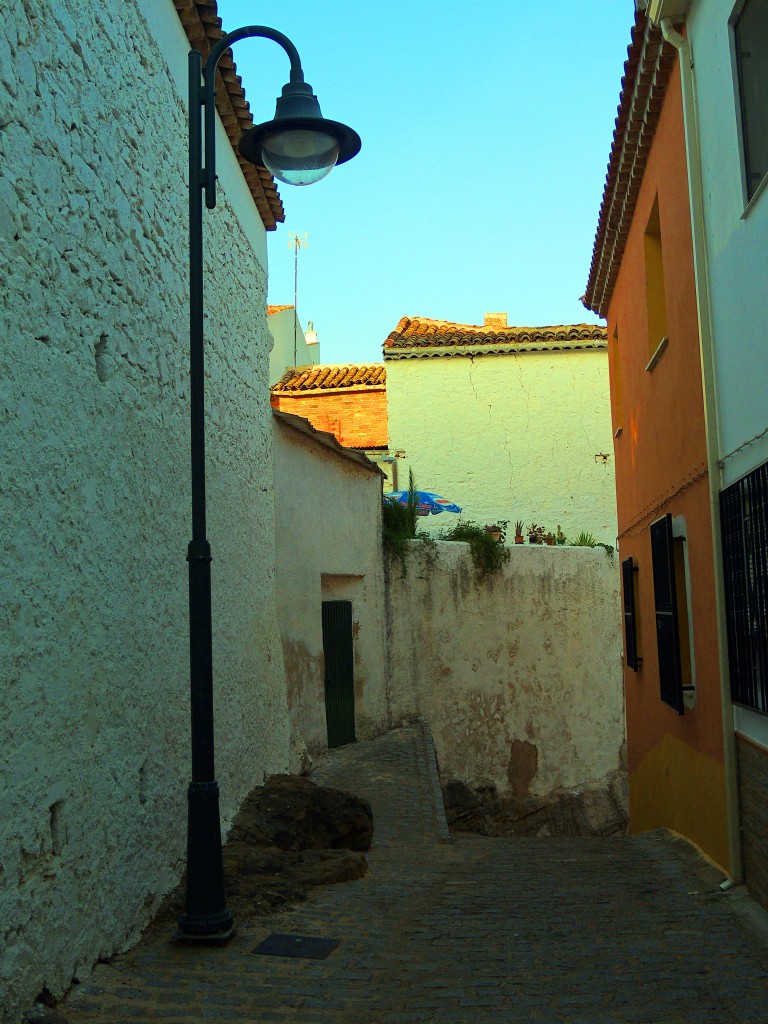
[238, 78, 360, 187]
[260, 129, 341, 186]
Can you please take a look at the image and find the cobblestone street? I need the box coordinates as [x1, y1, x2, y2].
[60, 726, 768, 1023]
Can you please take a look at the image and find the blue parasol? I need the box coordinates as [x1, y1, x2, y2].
[385, 490, 462, 517]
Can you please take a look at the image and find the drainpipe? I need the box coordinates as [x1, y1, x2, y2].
[658, 16, 742, 882]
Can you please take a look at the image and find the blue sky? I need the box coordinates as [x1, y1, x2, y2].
[215, 1, 636, 365]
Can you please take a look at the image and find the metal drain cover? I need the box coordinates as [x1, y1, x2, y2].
[251, 933, 340, 960]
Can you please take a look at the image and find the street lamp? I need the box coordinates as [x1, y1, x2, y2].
[177, 26, 360, 942]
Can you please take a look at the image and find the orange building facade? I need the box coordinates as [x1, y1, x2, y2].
[270, 364, 388, 451]
[584, 16, 730, 870]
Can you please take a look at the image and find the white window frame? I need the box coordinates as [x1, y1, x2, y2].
[730, 0, 768, 210]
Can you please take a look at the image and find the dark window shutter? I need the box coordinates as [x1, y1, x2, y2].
[651, 515, 684, 713]
[720, 462, 768, 713]
[622, 557, 641, 671]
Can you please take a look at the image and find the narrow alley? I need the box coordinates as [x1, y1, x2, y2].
[58, 726, 768, 1024]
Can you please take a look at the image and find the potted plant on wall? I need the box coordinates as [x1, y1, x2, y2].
[556, 525, 567, 545]
[527, 523, 546, 545]
[514, 520, 524, 544]
[485, 521, 507, 543]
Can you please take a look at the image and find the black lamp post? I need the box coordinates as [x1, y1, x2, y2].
[177, 26, 360, 942]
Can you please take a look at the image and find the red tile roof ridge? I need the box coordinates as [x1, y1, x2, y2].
[385, 316, 607, 351]
[267, 304, 295, 314]
[272, 363, 387, 393]
[400, 316, 606, 332]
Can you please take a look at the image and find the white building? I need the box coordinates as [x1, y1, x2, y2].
[268, 305, 321, 385]
[384, 314, 617, 544]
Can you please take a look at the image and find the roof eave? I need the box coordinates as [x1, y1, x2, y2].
[582, 11, 676, 317]
[173, 0, 285, 231]
[384, 340, 608, 360]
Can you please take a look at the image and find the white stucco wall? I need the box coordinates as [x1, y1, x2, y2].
[0, 3, 287, 1019]
[385, 350, 618, 544]
[268, 307, 319, 385]
[272, 416, 388, 761]
[687, 0, 768, 485]
[386, 542, 625, 798]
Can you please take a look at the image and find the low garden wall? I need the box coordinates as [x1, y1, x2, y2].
[385, 541, 626, 825]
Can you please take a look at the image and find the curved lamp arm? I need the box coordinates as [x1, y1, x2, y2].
[201, 26, 304, 208]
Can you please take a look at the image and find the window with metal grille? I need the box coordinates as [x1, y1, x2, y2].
[734, 0, 768, 202]
[622, 557, 642, 671]
[651, 515, 686, 713]
[720, 461, 768, 713]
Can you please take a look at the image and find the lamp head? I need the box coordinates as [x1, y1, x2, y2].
[239, 79, 361, 186]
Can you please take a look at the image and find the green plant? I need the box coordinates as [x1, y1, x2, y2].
[441, 519, 511, 578]
[527, 523, 546, 544]
[568, 531, 614, 558]
[556, 525, 566, 544]
[485, 520, 508, 542]
[382, 469, 419, 574]
[514, 520, 524, 538]
[571, 531, 597, 547]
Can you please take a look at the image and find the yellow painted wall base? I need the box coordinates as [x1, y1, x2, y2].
[629, 733, 730, 874]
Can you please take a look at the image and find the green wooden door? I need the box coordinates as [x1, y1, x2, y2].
[321, 600, 356, 748]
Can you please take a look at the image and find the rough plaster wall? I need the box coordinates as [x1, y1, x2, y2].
[687, 0, 768, 486]
[272, 422, 388, 759]
[386, 351, 617, 542]
[386, 542, 625, 797]
[0, 3, 288, 1019]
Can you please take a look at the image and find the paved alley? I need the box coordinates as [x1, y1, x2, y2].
[60, 726, 768, 1024]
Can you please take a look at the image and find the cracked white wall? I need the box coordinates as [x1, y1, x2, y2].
[386, 350, 618, 543]
[0, 2, 288, 1019]
[386, 542, 625, 799]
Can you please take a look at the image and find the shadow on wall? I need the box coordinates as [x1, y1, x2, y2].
[385, 539, 627, 836]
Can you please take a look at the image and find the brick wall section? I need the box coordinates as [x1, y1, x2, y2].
[271, 389, 388, 448]
[736, 734, 768, 910]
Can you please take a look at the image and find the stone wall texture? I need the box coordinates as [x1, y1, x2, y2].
[385, 350, 617, 543]
[386, 542, 625, 800]
[736, 734, 768, 912]
[0, 3, 288, 1019]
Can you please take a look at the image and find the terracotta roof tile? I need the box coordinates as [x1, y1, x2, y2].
[383, 317, 606, 359]
[582, 11, 676, 317]
[271, 364, 386, 394]
[172, 0, 285, 231]
[267, 304, 294, 314]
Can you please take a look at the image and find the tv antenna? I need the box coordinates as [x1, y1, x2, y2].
[288, 232, 308, 366]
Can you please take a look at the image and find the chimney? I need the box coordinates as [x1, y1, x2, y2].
[484, 312, 508, 329]
[304, 320, 320, 365]
[305, 320, 319, 347]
